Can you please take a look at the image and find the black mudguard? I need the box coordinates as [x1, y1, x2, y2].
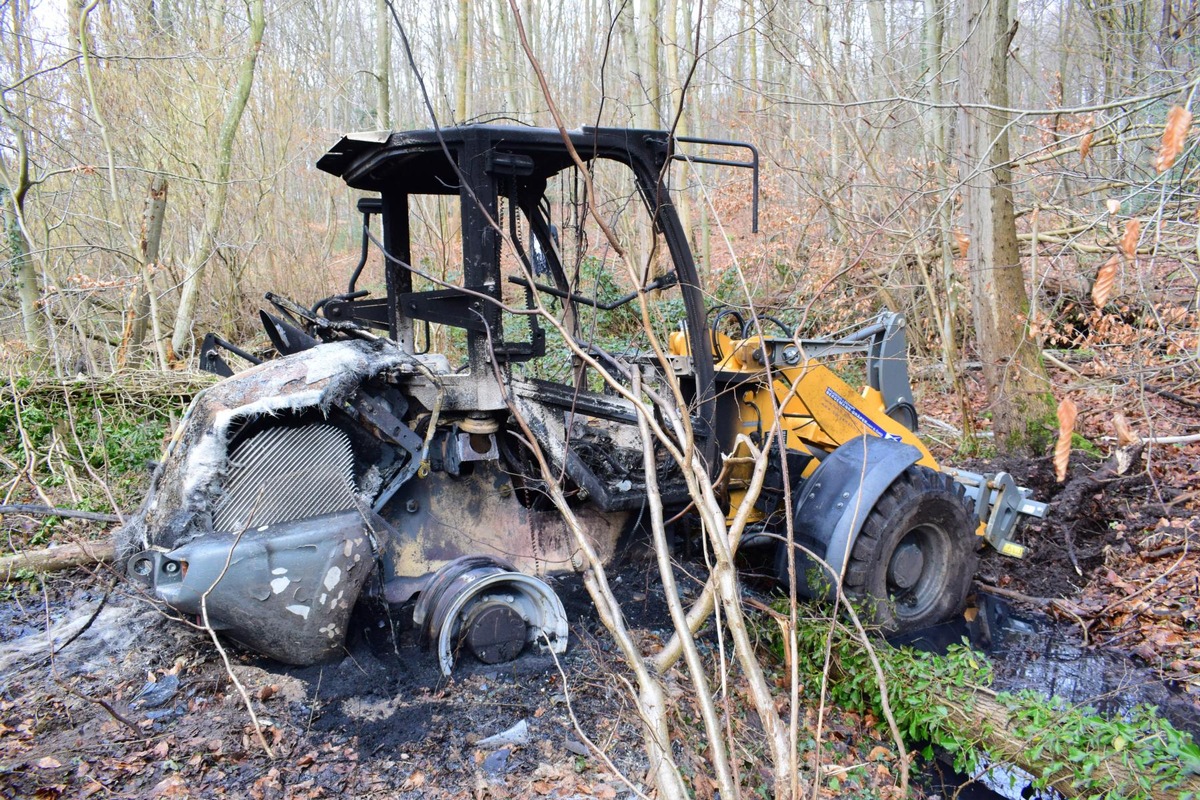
[127, 510, 378, 664]
[776, 435, 921, 599]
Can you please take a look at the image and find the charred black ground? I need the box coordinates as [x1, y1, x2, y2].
[2, 448, 1197, 798]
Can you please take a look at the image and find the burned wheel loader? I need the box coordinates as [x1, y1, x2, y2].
[120, 125, 1046, 672]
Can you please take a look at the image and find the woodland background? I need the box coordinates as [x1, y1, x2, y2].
[3, 0, 1196, 413]
[1, 1, 1199, 798]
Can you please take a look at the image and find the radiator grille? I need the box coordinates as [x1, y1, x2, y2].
[212, 423, 357, 532]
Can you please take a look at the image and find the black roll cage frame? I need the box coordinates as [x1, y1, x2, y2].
[306, 125, 760, 470]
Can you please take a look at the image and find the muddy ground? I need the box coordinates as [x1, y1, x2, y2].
[971, 443, 1200, 703]
[2, 442, 1198, 799]
[0, 547, 691, 800]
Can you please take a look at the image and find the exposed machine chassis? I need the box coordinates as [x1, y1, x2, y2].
[120, 125, 1045, 671]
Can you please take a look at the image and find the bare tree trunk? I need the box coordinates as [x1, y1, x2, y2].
[1, 0, 45, 353]
[644, 0, 661, 126]
[376, 0, 391, 129]
[170, 0, 266, 361]
[497, 0, 520, 116]
[617, 0, 639, 126]
[664, 0, 693, 255]
[118, 175, 168, 369]
[6, 194, 42, 351]
[78, 0, 118, 205]
[921, 0, 973, 437]
[957, 0, 1054, 453]
[456, 0, 470, 121]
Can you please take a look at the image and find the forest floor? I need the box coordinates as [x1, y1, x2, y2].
[1, 364, 1198, 799]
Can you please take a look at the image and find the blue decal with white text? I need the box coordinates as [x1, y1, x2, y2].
[825, 387, 904, 442]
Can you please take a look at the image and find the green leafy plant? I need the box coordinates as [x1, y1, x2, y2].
[760, 602, 1200, 799]
[1, 379, 186, 513]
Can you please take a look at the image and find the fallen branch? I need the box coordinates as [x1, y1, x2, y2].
[0, 503, 122, 522]
[784, 614, 1199, 800]
[956, 691, 1200, 799]
[1146, 386, 1200, 411]
[0, 369, 211, 403]
[56, 678, 145, 740]
[974, 583, 1056, 607]
[1143, 543, 1188, 559]
[1, 540, 115, 580]
[1097, 433, 1200, 445]
[1041, 350, 1083, 378]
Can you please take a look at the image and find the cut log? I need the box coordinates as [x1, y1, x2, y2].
[949, 690, 1200, 799]
[1, 541, 115, 580]
[799, 616, 1197, 799]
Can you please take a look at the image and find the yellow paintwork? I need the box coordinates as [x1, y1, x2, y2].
[669, 330, 938, 523]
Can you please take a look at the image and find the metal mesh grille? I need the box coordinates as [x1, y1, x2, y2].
[212, 423, 357, 532]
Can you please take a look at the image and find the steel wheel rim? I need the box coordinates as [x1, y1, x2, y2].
[886, 524, 945, 621]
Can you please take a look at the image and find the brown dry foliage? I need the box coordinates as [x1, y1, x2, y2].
[1091, 255, 1119, 308]
[1054, 397, 1078, 482]
[1154, 105, 1193, 173]
[1120, 219, 1140, 260]
[1079, 131, 1093, 162]
[1112, 413, 1140, 447]
[953, 230, 970, 258]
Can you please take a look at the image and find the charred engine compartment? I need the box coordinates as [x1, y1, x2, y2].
[121, 335, 673, 670]
[118, 126, 736, 671]
[119, 123, 1043, 675]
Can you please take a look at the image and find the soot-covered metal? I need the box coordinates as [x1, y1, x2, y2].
[119, 124, 1045, 674]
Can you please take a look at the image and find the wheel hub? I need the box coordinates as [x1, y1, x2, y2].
[887, 540, 925, 590]
[463, 599, 527, 665]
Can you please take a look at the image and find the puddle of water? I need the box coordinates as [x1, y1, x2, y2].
[920, 758, 1052, 800]
[895, 593, 1200, 736]
[893, 593, 1199, 799]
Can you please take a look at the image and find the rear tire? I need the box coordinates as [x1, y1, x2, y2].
[843, 466, 977, 633]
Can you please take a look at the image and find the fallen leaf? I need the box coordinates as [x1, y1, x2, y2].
[150, 775, 188, 798]
[258, 684, 279, 702]
[1154, 105, 1193, 173]
[593, 784, 617, 800]
[1054, 398, 1078, 482]
[36, 757, 62, 769]
[953, 230, 970, 258]
[868, 745, 894, 761]
[1079, 131, 1093, 162]
[1092, 255, 1118, 308]
[1113, 413, 1140, 447]
[1132, 642, 1157, 662]
[1120, 219, 1140, 260]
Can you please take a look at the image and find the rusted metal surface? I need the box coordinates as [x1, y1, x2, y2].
[117, 123, 1050, 671]
[381, 462, 631, 580]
